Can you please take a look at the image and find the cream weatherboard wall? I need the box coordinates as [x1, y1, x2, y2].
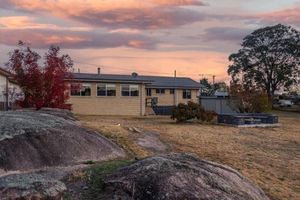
[0, 74, 7, 102]
[147, 88, 199, 106]
[68, 83, 146, 116]
[176, 89, 199, 105]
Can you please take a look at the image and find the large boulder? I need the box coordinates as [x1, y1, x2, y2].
[103, 153, 270, 200]
[0, 109, 125, 171]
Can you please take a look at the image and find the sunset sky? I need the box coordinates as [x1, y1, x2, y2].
[1, 0, 300, 82]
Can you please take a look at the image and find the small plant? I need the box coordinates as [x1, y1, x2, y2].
[83, 159, 132, 199]
[67, 170, 87, 182]
[171, 102, 217, 123]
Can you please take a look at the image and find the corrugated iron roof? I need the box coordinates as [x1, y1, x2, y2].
[70, 73, 202, 89]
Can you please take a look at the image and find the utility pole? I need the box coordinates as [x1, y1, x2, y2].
[199, 74, 216, 84]
[174, 70, 177, 105]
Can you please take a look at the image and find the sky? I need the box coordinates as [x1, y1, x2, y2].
[0, 0, 300, 82]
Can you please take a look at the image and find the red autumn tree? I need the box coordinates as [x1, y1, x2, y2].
[6, 41, 73, 109]
[6, 41, 44, 108]
[43, 46, 73, 109]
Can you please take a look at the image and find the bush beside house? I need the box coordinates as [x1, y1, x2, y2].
[171, 102, 217, 123]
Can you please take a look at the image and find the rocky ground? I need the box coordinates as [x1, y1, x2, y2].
[102, 153, 270, 200]
[0, 109, 125, 199]
[0, 109, 125, 172]
[63, 154, 270, 200]
[0, 109, 277, 200]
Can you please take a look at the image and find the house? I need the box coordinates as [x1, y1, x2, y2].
[0, 67, 21, 111]
[66, 71, 201, 116]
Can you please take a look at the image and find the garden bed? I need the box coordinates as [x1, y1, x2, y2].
[217, 113, 279, 127]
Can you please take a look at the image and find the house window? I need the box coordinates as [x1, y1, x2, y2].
[156, 89, 165, 94]
[183, 89, 191, 99]
[121, 84, 139, 96]
[170, 89, 175, 94]
[97, 83, 116, 96]
[70, 83, 80, 96]
[146, 88, 152, 96]
[70, 83, 91, 96]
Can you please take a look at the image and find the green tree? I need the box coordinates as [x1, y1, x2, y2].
[228, 24, 300, 102]
[200, 78, 227, 96]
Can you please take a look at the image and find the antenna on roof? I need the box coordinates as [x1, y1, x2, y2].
[132, 72, 138, 78]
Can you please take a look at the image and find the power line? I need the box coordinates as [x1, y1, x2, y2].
[73, 60, 200, 77]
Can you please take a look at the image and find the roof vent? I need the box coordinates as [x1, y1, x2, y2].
[97, 67, 101, 75]
[132, 72, 138, 78]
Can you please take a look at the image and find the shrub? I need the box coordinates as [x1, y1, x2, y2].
[171, 102, 217, 123]
[171, 103, 193, 122]
[229, 83, 272, 113]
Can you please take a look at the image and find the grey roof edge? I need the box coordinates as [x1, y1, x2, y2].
[0, 67, 11, 77]
[67, 72, 203, 88]
[145, 85, 201, 89]
[65, 78, 152, 84]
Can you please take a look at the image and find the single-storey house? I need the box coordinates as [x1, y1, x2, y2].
[66, 71, 201, 116]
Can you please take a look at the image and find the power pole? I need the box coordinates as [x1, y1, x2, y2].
[174, 70, 177, 105]
[212, 75, 216, 84]
[199, 74, 216, 84]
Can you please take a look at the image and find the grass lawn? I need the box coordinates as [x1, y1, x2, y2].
[77, 111, 300, 200]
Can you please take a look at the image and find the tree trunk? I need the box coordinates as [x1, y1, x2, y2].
[269, 90, 275, 109]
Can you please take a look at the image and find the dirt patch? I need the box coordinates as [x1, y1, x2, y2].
[137, 132, 169, 153]
[78, 117, 169, 158]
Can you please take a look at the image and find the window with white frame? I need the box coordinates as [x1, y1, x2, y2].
[183, 89, 191, 99]
[70, 83, 91, 96]
[146, 88, 152, 96]
[97, 83, 116, 96]
[156, 89, 165, 94]
[121, 84, 139, 96]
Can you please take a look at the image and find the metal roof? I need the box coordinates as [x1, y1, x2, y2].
[70, 73, 202, 89]
[0, 67, 11, 77]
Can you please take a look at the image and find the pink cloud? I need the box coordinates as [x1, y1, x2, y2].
[69, 48, 230, 81]
[200, 27, 252, 42]
[258, 7, 300, 27]
[151, 0, 206, 6]
[2, 0, 206, 29]
[0, 29, 157, 49]
[70, 7, 204, 29]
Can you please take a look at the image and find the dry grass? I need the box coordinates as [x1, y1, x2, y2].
[78, 116, 151, 158]
[77, 111, 300, 200]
